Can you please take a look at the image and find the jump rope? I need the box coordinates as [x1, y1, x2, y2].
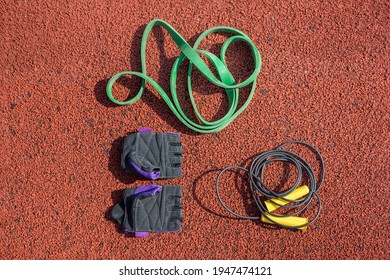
[216, 141, 324, 230]
[107, 19, 324, 231]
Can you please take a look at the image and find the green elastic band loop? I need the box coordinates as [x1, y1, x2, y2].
[106, 19, 262, 133]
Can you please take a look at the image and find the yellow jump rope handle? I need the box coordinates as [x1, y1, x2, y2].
[264, 185, 310, 212]
[261, 214, 308, 230]
[261, 185, 310, 230]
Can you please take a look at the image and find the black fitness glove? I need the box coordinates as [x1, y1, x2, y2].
[121, 128, 182, 179]
[111, 184, 183, 237]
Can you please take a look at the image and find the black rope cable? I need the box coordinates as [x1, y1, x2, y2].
[216, 141, 325, 229]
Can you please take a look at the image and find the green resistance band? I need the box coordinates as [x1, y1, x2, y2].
[106, 19, 262, 133]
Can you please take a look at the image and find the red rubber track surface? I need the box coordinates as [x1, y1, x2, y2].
[0, 0, 388, 259]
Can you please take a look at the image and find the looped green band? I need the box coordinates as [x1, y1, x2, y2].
[106, 19, 262, 133]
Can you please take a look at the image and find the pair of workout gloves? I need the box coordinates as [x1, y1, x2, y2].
[111, 128, 183, 237]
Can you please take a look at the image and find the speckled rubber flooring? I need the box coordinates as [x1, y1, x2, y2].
[1, 0, 388, 259]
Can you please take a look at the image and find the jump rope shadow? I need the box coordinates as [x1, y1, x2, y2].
[94, 24, 251, 135]
[191, 154, 297, 230]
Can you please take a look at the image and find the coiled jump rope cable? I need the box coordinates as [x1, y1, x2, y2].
[216, 141, 325, 230]
[106, 19, 262, 133]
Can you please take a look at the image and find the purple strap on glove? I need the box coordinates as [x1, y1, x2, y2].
[135, 232, 149, 238]
[129, 160, 160, 180]
[133, 184, 162, 196]
[137, 127, 152, 133]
